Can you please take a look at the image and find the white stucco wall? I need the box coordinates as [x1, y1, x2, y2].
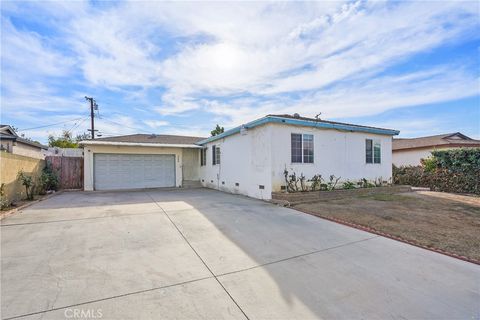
[199, 123, 394, 199]
[83, 145, 188, 191]
[269, 123, 393, 191]
[392, 148, 434, 167]
[198, 125, 273, 200]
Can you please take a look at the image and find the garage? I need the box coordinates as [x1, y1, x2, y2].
[94, 153, 175, 190]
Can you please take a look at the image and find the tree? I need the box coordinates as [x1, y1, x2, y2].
[48, 130, 78, 148]
[211, 124, 224, 136]
[75, 132, 91, 142]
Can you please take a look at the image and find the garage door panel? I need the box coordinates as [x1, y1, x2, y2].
[94, 154, 175, 190]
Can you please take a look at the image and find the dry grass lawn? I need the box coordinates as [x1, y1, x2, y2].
[294, 191, 480, 262]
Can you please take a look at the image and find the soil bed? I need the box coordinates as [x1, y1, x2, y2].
[294, 191, 480, 262]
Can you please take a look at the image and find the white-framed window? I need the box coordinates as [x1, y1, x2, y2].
[291, 133, 314, 163]
[366, 139, 381, 164]
[215, 146, 221, 165]
[200, 148, 207, 166]
[212, 145, 221, 165]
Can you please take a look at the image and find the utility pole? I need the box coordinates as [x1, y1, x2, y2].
[85, 96, 98, 139]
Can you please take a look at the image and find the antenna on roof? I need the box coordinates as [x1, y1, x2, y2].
[315, 113, 322, 120]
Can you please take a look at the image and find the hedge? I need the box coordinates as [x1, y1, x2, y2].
[393, 148, 480, 195]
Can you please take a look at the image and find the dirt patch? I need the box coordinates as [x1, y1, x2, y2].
[294, 191, 480, 262]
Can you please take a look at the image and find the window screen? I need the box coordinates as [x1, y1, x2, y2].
[366, 139, 373, 164]
[303, 134, 314, 163]
[291, 133, 302, 163]
[374, 141, 381, 164]
[200, 148, 207, 166]
[215, 146, 221, 165]
[212, 145, 216, 165]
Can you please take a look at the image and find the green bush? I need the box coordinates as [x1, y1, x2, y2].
[17, 171, 35, 200]
[342, 181, 356, 189]
[39, 165, 59, 194]
[0, 183, 9, 210]
[393, 148, 480, 194]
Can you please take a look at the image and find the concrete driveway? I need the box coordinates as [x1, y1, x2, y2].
[1, 189, 478, 319]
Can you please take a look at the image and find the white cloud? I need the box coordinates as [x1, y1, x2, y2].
[144, 120, 169, 128]
[1, 0, 479, 141]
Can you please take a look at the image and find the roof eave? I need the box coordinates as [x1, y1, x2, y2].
[80, 140, 203, 149]
[197, 116, 399, 145]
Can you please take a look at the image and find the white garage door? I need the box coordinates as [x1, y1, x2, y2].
[94, 154, 175, 190]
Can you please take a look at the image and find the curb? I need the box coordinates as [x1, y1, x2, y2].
[0, 191, 64, 221]
[294, 207, 480, 266]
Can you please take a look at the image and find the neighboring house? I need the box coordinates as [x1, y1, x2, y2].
[393, 132, 480, 167]
[82, 114, 399, 200]
[46, 147, 84, 157]
[0, 125, 48, 159]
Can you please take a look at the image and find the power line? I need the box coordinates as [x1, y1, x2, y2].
[66, 117, 89, 134]
[18, 116, 87, 131]
[99, 117, 153, 134]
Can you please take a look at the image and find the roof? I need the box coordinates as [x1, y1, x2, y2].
[0, 124, 48, 149]
[81, 134, 206, 148]
[393, 132, 480, 151]
[197, 114, 399, 145]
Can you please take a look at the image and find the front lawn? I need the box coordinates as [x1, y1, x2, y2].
[293, 191, 480, 262]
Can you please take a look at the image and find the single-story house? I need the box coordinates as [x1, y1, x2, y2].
[393, 132, 480, 167]
[0, 125, 48, 159]
[81, 114, 399, 199]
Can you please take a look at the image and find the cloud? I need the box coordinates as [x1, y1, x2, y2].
[144, 120, 169, 128]
[1, 0, 479, 143]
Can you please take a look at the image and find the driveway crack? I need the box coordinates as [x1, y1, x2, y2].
[146, 192, 250, 320]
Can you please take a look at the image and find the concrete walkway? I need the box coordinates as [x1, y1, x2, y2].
[1, 189, 478, 319]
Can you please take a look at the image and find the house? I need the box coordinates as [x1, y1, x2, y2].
[393, 132, 480, 167]
[82, 114, 399, 199]
[0, 125, 48, 159]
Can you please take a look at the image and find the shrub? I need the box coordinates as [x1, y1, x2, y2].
[39, 165, 59, 194]
[0, 183, 9, 210]
[421, 157, 437, 173]
[393, 148, 480, 194]
[17, 171, 35, 200]
[309, 174, 323, 191]
[342, 181, 356, 189]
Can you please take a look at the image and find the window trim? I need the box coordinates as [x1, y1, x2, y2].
[291, 133, 314, 164]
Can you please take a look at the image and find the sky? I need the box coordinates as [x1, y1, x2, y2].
[1, 0, 479, 144]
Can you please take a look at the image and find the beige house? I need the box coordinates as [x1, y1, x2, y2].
[393, 132, 480, 167]
[0, 125, 48, 159]
[81, 134, 205, 191]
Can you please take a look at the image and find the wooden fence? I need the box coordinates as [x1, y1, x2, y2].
[46, 156, 83, 189]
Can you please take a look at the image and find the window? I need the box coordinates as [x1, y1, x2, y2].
[200, 148, 207, 166]
[365, 139, 373, 163]
[215, 146, 221, 165]
[303, 134, 314, 163]
[291, 133, 314, 163]
[212, 145, 220, 165]
[366, 139, 381, 164]
[212, 145, 216, 165]
[374, 141, 381, 164]
[291, 134, 302, 163]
